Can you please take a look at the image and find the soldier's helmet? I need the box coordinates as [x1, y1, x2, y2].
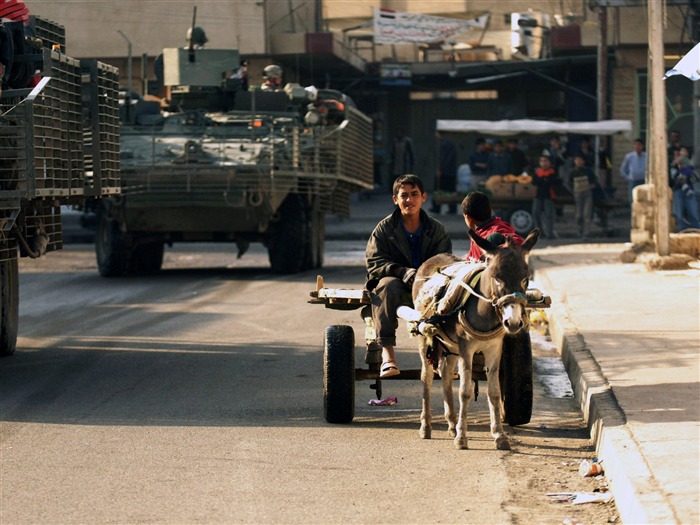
[262, 64, 282, 80]
[186, 26, 208, 46]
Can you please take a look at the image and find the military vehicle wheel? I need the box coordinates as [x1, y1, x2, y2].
[324, 325, 355, 424]
[500, 331, 533, 426]
[0, 255, 19, 357]
[268, 194, 306, 274]
[96, 209, 130, 277]
[303, 209, 325, 271]
[130, 242, 164, 275]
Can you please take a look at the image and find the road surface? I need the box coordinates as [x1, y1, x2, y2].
[0, 242, 617, 524]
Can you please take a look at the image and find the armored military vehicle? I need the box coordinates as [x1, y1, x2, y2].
[0, 15, 120, 356]
[96, 33, 373, 276]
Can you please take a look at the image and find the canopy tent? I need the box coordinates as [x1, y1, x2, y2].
[436, 119, 633, 138]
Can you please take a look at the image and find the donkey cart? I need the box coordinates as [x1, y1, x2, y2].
[308, 275, 551, 426]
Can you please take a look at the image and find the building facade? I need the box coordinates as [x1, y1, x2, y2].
[26, 0, 700, 193]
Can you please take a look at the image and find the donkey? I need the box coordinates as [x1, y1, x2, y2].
[404, 228, 539, 450]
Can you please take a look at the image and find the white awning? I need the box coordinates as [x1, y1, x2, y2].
[436, 119, 633, 138]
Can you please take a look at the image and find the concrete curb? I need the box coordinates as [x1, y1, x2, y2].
[531, 259, 678, 525]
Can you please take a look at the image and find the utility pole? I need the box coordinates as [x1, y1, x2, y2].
[596, 5, 608, 186]
[648, 0, 670, 255]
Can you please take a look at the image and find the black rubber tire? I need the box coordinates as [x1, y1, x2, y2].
[313, 210, 325, 269]
[0, 256, 19, 357]
[500, 331, 533, 426]
[303, 208, 325, 271]
[506, 206, 535, 237]
[95, 206, 131, 277]
[268, 194, 307, 274]
[323, 325, 355, 424]
[129, 242, 164, 275]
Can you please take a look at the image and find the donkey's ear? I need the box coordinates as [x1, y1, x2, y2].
[520, 228, 540, 253]
[468, 229, 498, 255]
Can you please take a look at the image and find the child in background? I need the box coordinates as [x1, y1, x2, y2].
[531, 155, 557, 238]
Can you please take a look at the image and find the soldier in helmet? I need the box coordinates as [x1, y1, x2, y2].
[261, 64, 282, 91]
[186, 26, 208, 49]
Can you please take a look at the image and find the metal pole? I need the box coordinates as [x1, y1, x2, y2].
[648, 0, 670, 255]
[596, 6, 608, 185]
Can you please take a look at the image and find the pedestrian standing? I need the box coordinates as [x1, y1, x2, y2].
[542, 135, 567, 177]
[568, 153, 596, 240]
[390, 127, 415, 178]
[507, 138, 529, 174]
[669, 146, 700, 231]
[468, 137, 489, 188]
[432, 131, 457, 214]
[619, 138, 647, 205]
[531, 155, 557, 238]
[486, 139, 514, 176]
[577, 137, 595, 167]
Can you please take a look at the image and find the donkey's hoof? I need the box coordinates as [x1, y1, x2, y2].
[447, 427, 457, 438]
[495, 435, 511, 450]
[419, 426, 431, 439]
[453, 436, 468, 450]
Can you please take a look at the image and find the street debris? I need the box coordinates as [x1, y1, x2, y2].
[579, 458, 604, 477]
[529, 309, 549, 335]
[562, 518, 583, 525]
[548, 492, 614, 505]
[368, 396, 398, 406]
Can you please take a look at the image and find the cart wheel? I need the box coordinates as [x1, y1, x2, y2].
[506, 206, 535, 237]
[500, 331, 533, 426]
[323, 325, 355, 424]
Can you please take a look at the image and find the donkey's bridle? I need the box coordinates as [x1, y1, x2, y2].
[454, 276, 528, 320]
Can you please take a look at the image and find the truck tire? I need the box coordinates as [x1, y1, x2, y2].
[96, 209, 130, 277]
[268, 194, 306, 274]
[507, 206, 535, 237]
[303, 208, 325, 271]
[324, 325, 355, 424]
[0, 256, 19, 357]
[129, 242, 164, 275]
[500, 331, 533, 426]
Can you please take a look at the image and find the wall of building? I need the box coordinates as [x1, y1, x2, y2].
[27, 1, 314, 58]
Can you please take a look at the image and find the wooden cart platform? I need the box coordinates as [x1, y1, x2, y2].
[308, 275, 551, 310]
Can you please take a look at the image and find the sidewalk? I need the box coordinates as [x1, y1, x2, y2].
[328, 192, 700, 525]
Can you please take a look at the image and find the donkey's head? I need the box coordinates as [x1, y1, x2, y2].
[468, 228, 540, 334]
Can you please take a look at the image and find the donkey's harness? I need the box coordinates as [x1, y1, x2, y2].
[416, 262, 528, 346]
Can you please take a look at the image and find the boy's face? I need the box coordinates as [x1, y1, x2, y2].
[539, 157, 551, 168]
[393, 183, 426, 218]
[574, 156, 584, 167]
[464, 214, 478, 231]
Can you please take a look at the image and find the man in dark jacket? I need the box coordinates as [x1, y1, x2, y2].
[365, 174, 452, 378]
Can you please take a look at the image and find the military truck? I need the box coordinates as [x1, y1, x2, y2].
[95, 35, 373, 277]
[0, 16, 120, 356]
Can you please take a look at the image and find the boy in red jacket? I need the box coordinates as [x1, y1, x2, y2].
[462, 191, 524, 261]
[531, 155, 557, 238]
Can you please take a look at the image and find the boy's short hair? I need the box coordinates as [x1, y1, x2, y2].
[393, 174, 425, 195]
[461, 191, 492, 221]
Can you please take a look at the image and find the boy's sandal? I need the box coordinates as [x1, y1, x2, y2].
[380, 361, 400, 378]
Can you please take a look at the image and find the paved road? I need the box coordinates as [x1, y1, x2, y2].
[1, 243, 616, 524]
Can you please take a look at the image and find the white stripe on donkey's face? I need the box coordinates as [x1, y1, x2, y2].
[407, 228, 540, 451]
